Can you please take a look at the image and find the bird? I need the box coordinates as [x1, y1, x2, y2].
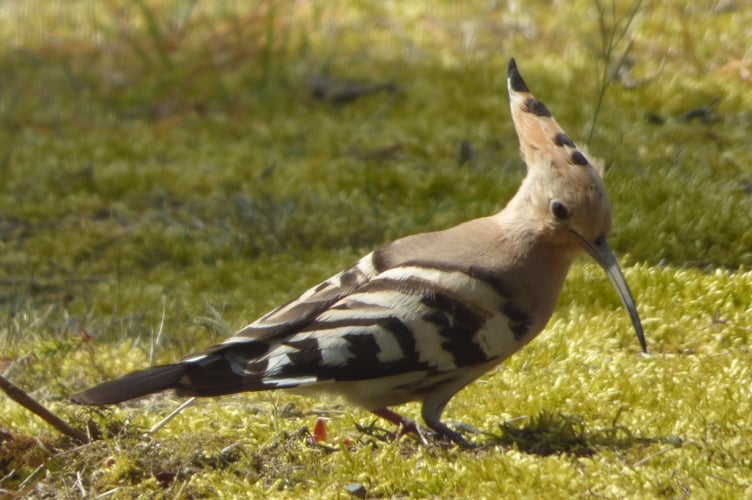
[72, 58, 647, 447]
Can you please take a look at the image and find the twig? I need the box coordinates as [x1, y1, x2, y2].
[0, 374, 89, 443]
[18, 463, 45, 490]
[148, 397, 196, 434]
[632, 445, 673, 467]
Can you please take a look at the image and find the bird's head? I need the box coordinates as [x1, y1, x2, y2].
[506, 58, 647, 353]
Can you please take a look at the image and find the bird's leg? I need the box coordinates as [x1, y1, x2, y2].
[420, 397, 475, 448]
[371, 408, 421, 437]
[422, 415, 473, 448]
[372, 408, 473, 448]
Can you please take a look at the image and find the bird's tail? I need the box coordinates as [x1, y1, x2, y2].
[70, 364, 187, 405]
[71, 344, 291, 405]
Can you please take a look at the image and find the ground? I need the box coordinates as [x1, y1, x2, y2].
[0, 0, 751, 498]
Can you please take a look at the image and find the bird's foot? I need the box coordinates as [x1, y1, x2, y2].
[370, 408, 475, 448]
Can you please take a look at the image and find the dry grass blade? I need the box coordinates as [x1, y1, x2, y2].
[148, 397, 197, 435]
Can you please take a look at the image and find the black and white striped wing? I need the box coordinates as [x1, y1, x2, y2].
[177, 249, 523, 399]
[180, 252, 377, 359]
[259, 264, 508, 378]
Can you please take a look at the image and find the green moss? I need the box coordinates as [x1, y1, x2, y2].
[1, 0, 751, 497]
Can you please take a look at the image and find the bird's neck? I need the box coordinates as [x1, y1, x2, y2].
[488, 192, 580, 336]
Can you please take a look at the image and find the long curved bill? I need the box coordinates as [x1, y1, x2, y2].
[575, 235, 647, 353]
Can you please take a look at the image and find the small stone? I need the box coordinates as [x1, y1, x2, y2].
[664, 435, 683, 447]
[346, 482, 367, 498]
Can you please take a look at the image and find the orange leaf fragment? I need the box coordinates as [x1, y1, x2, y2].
[313, 417, 327, 443]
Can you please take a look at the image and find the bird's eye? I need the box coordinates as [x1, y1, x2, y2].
[550, 200, 569, 220]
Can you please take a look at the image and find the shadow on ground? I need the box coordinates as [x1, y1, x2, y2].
[482, 411, 670, 457]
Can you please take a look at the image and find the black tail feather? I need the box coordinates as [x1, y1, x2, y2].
[173, 358, 281, 397]
[71, 364, 187, 405]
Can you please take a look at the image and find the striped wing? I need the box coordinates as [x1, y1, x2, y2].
[236, 253, 381, 342]
[176, 222, 532, 398]
[248, 265, 497, 383]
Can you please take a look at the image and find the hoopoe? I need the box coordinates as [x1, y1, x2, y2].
[72, 59, 646, 446]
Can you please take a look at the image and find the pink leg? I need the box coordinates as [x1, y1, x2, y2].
[371, 408, 420, 436]
[371, 408, 472, 447]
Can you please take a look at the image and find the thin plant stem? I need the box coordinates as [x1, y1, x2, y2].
[587, 0, 642, 146]
[148, 397, 196, 435]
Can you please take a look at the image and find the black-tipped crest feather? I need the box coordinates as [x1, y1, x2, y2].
[508, 58, 529, 92]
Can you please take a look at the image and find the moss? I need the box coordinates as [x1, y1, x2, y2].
[1, 0, 751, 497]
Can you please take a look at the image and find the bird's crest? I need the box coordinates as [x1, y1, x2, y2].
[507, 59, 603, 178]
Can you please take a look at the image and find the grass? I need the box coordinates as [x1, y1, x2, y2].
[1, 0, 751, 497]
